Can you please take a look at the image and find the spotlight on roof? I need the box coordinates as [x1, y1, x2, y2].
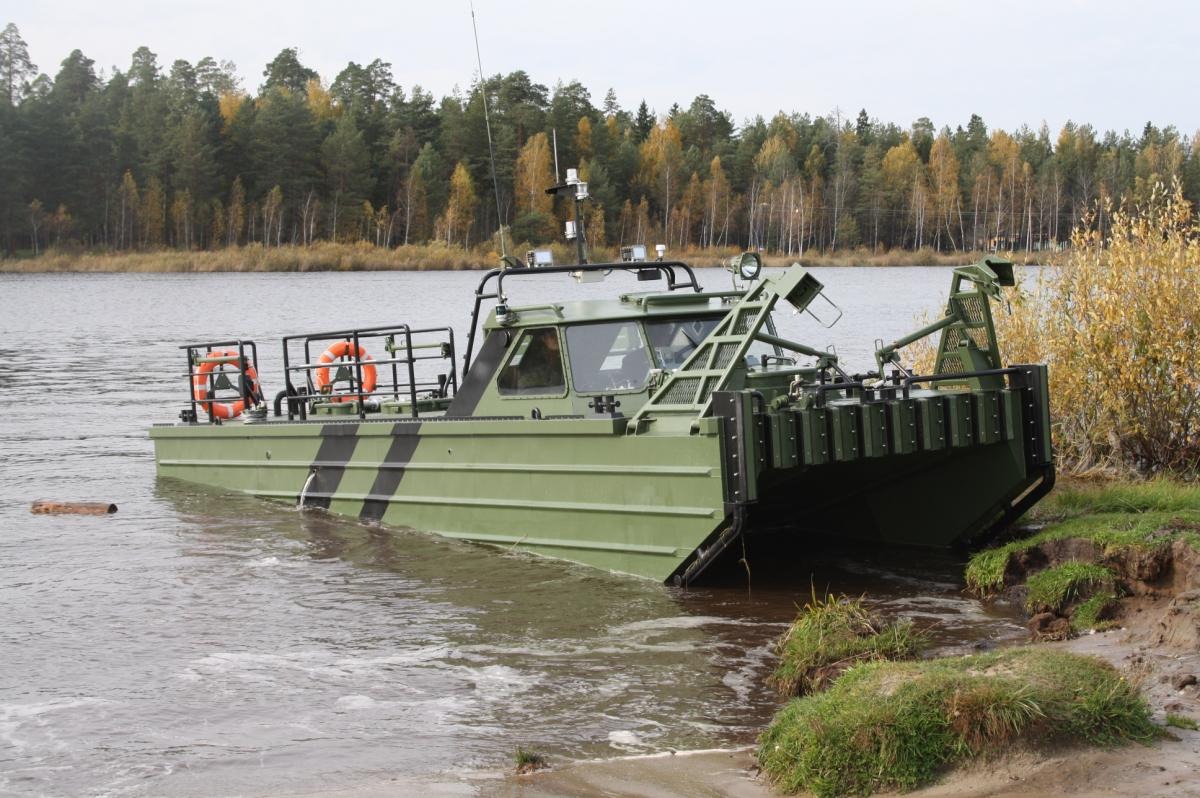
[727, 251, 762, 281]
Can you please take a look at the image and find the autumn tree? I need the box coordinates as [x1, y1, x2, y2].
[440, 161, 478, 247]
[928, 132, 961, 250]
[639, 119, 684, 241]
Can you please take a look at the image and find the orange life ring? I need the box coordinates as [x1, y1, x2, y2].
[192, 351, 261, 419]
[313, 341, 377, 402]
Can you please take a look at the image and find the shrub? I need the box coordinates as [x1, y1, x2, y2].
[1004, 183, 1200, 475]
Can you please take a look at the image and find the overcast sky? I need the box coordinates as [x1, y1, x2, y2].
[11, 0, 1198, 137]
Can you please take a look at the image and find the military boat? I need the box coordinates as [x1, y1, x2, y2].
[151, 178, 1052, 584]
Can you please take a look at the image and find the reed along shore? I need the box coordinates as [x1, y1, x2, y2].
[0, 242, 1048, 274]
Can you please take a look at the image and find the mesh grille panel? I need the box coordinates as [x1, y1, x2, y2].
[938, 355, 965, 374]
[733, 312, 754, 334]
[957, 296, 986, 324]
[661, 377, 700, 405]
[713, 343, 740, 369]
[944, 327, 990, 350]
[966, 327, 990, 349]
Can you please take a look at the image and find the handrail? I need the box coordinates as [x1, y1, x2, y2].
[180, 338, 261, 424]
[280, 324, 457, 421]
[462, 260, 705, 378]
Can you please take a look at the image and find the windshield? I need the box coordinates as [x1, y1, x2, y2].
[565, 321, 652, 393]
[645, 315, 786, 371]
[645, 318, 720, 370]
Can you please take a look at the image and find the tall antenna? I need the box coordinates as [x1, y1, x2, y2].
[470, 2, 508, 259]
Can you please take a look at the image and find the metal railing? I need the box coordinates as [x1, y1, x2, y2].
[462, 260, 704, 379]
[280, 324, 458, 421]
[180, 339, 262, 424]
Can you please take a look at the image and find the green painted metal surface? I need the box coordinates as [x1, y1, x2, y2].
[152, 258, 1055, 583]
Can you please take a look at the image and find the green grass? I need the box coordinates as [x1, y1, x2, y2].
[1071, 592, 1121, 632]
[1033, 480, 1200, 520]
[768, 594, 926, 697]
[1165, 712, 1199, 731]
[513, 746, 548, 773]
[965, 480, 1200, 595]
[1024, 562, 1117, 614]
[757, 648, 1157, 798]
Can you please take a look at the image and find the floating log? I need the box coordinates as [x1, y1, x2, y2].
[30, 501, 118, 515]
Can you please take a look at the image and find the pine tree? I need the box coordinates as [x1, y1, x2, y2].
[0, 23, 37, 105]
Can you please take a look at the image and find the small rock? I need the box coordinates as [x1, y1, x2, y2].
[1173, 674, 1198, 690]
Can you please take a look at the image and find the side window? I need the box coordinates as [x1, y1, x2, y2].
[496, 327, 566, 396]
[565, 321, 653, 393]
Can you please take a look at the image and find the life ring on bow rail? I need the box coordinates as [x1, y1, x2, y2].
[192, 351, 261, 419]
[313, 341, 377, 402]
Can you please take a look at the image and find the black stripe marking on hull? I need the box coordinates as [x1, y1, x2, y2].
[445, 331, 506, 417]
[302, 423, 360, 509]
[359, 422, 424, 522]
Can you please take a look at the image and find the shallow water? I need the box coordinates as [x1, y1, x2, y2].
[0, 266, 1026, 796]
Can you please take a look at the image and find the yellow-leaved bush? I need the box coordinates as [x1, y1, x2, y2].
[905, 182, 1200, 474]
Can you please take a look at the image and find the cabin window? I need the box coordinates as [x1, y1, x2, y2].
[645, 318, 721, 370]
[565, 321, 652, 393]
[496, 327, 566, 396]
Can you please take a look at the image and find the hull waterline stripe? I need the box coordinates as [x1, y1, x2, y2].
[158, 458, 713, 478]
[303, 423, 360, 509]
[434, 530, 681, 556]
[359, 421, 424, 522]
[252, 488, 717, 518]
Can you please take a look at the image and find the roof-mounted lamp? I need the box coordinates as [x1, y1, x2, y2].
[727, 251, 762, 281]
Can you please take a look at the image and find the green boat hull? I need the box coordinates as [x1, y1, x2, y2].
[151, 370, 1052, 583]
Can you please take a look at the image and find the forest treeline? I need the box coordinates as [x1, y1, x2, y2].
[3, 21, 1200, 260]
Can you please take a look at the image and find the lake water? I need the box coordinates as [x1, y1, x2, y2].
[0, 266, 1027, 796]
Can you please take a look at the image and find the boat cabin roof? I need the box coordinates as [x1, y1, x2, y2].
[482, 291, 739, 332]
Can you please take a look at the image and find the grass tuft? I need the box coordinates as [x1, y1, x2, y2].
[757, 648, 1157, 798]
[513, 746, 548, 774]
[768, 594, 926, 697]
[1165, 712, 1199, 731]
[1024, 562, 1117, 614]
[1071, 592, 1121, 632]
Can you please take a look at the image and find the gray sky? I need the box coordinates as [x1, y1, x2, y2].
[11, 0, 1199, 137]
